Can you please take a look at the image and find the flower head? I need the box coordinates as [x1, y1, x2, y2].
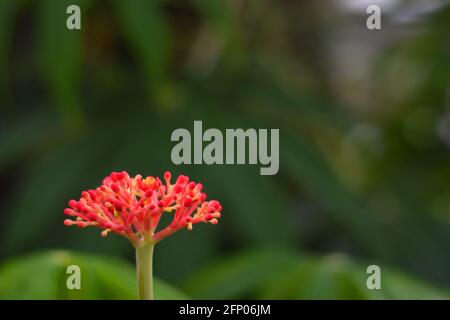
[64, 171, 222, 247]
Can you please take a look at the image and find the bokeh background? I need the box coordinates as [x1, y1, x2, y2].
[0, 0, 450, 299]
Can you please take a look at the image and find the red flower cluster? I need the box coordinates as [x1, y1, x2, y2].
[64, 171, 222, 246]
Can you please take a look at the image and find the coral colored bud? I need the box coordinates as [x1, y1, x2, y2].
[76, 202, 84, 211]
[205, 214, 213, 221]
[118, 171, 127, 180]
[111, 172, 118, 182]
[187, 182, 196, 190]
[111, 183, 120, 193]
[69, 200, 78, 209]
[176, 175, 189, 185]
[185, 216, 192, 223]
[88, 190, 97, 201]
[64, 219, 73, 226]
[145, 189, 153, 198]
[76, 221, 85, 228]
[173, 185, 183, 194]
[164, 171, 171, 181]
[210, 218, 218, 224]
[87, 213, 98, 220]
[157, 200, 165, 207]
[183, 197, 193, 207]
[111, 199, 121, 207]
[209, 200, 220, 209]
[64, 208, 74, 216]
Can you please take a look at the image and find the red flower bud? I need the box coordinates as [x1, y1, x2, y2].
[173, 184, 183, 194]
[111, 183, 120, 193]
[68, 200, 78, 209]
[183, 197, 193, 207]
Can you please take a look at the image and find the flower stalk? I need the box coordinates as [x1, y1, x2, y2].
[135, 242, 155, 300]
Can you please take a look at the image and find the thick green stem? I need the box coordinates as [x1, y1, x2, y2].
[135, 242, 155, 300]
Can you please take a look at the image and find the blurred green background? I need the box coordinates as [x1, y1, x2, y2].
[0, 0, 449, 299]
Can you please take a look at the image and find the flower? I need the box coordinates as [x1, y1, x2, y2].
[64, 171, 222, 247]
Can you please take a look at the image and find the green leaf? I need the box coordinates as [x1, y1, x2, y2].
[381, 269, 450, 300]
[0, 250, 188, 299]
[287, 255, 375, 299]
[185, 249, 450, 299]
[183, 248, 299, 299]
[37, 0, 89, 130]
